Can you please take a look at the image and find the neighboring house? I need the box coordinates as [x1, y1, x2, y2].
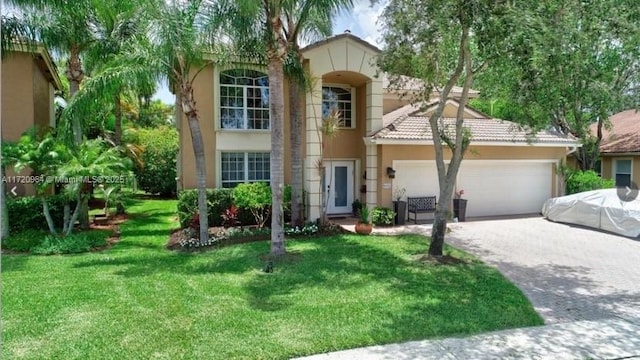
[177, 32, 578, 221]
[1, 45, 62, 195]
[591, 110, 640, 187]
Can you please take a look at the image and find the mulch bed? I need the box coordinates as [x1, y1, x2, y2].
[166, 223, 351, 252]
[90, 214, 128, 251]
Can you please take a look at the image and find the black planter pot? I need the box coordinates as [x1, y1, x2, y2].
[393, 200, 407, 225]
[453, 199, 467, 222]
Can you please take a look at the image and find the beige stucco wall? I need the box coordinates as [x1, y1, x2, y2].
[601, 155, 640, 185]
[32, 61, 51, 131]
[179, 65, 304, 189]
[376, 144, 568, 207]
[179, 66, 216, 189]
[2, 52, 35, 141]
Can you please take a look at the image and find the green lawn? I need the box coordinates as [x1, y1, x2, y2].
[1, 199, 543, 359]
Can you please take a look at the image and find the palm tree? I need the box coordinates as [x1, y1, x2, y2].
[282, 0, 354, 227]
[222, 0, 351, 256]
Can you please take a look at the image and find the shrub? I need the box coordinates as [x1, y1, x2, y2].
[371, 207, 395, 226]
[565, 170, 615, 195]
[3, 229, 108, 254]
[176, 189, 254, 228]
[135, 126, 178, 197]
[1, 229, 49, 252]
[31, 231, 108, 255]
[221, 205, 240, 228]
[232, 182, 272, 228]
[6, 195, 75, 234]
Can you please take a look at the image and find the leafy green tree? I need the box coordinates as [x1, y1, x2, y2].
[134, 126, 178, 197]
[378, 0, 510, 256]
[476, 0, 640, 170]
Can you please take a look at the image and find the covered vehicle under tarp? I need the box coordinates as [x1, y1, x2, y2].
[542, 189, 640, 238]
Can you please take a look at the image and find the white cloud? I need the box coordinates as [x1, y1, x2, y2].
[334, 0, 387, 48]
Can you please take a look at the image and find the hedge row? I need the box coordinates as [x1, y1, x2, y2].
[177, 187, 294, 229]
[5, 195, 76, 233]
[177, 189, 256, 228]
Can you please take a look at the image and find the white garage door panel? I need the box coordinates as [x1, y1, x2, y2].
[458, 162, 552, 217]
[393, 162, 440, 198]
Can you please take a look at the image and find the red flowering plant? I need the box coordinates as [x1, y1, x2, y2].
[455, 189, 465, 199]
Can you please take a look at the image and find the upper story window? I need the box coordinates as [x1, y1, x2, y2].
[220, 69, 270, 130]
[322, 86, 354, 128]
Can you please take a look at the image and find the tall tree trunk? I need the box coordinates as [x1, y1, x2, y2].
[42, 198, 57, 235]
[0, 166, 9, 240]
[62, 203, 70, 234]
[181, 82, 209, 243]
[65, 46, 90, 229]
[269, 59, 286, 257]
[428, 22, 472, 256]
[114, 92, 122, 145]
[65, 47, 84, 145]
[289, 78, 304, 227]
[65, 196, 83, 236]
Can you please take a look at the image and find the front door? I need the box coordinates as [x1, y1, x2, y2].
[326, 161, 354, 214]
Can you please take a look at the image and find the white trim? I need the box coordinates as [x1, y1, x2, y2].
[612, 158, 633, 186]
[322, 83, 356, 129]
[370, 138, 580, 147]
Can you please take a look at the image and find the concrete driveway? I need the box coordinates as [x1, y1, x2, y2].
[447, 217, 640, 325]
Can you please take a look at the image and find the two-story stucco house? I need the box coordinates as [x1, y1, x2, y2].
[176, 33, 578, 222]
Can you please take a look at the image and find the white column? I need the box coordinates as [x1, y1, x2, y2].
[305, 80, 323, 221]
[365, 80, 383, 209]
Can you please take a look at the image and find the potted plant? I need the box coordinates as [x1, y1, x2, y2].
[453, 189, 467, 222]
[355, 206, 372, 235]
[392, 187, 407, 225]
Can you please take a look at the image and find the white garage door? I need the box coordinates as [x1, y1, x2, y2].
[457, 161, 553, 217]
[393, 161, 440, 198]
[393, 160, 553, 218]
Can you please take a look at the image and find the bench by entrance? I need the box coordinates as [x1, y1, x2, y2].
[407, 196, 437, 224]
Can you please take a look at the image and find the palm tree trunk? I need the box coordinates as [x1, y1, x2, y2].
[181, 82, 209, 243]
[269, 59, 286, 257]
[65, 47, 90, 229]
[65, 197, 83, 236]
[62, 203, 71, 234]
[114, 92, 122, 146]
[42, 198, 57, 235]
[65, 47, 84, 145]
[289, 78, 304, 227]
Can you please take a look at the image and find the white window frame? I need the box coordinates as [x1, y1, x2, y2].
[219, 69, 270, 131]
[322, 84, 356, 129]
[220, 151, 270, 188]
[612, 158, 633, 187]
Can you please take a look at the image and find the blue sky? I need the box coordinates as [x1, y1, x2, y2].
[153, 1, 386, 104]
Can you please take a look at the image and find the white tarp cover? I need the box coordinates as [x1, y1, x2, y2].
[542, 189, 640, 238]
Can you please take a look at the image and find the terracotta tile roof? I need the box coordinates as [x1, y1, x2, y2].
[373, 104, 578, 145]
[590, 110, 640, 153]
